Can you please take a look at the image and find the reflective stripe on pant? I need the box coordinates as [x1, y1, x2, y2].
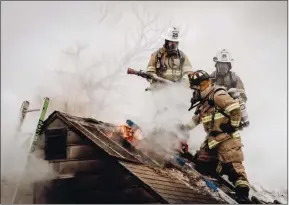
[217, 161, 250, 189]
[235, 179, 250, 188]
[208, 131, 241, 149]
[196, 139, 250, 191]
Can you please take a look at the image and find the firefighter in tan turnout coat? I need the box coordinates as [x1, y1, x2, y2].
[180, 70, 250, 200]
[146, 27, 193, 89]
[145, 27, 194, 150]
[211, 49, 248, 102]
[120, 28, 193, 146]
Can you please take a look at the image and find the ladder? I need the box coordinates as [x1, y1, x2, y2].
[11, 97, 50, 204]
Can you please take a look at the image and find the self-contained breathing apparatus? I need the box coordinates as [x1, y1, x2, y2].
[187, 71, 250, 130]
[188, 87, 250, 130]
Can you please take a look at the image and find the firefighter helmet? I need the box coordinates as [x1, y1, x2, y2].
[162, 27, 182, 42]
[213, 49, 234, 63]
[188, 70, 211, 88]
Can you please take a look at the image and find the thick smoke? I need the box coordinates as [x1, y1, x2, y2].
[1, 1, 287, 203]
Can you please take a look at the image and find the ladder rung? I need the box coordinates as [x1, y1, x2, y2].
[24, 109, 41, 113]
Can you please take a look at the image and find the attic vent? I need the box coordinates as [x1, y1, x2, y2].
[45, 128, 67, 160]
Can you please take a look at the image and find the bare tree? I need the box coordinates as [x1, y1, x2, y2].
[37, 3, 172, 119]
[97, 2, 123, 25]
[95, 4, 170, 118]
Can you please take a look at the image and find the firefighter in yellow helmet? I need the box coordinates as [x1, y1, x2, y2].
[179, 70, 250, 202]
[146, 27, 193, 90]
[211, 49, 248, 102]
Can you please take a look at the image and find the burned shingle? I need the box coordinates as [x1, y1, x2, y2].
[39, 111, 226, 204]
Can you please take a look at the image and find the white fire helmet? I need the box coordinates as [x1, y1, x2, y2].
[162, 27, 182, 42]
[213, 49, 234, 63]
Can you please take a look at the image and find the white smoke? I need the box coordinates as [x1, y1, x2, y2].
[1, 1, 287, 203]
[1, 91, 57, 204]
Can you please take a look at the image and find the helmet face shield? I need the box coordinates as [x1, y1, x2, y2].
[190, 88, 201, 107]
[192, 88, 201, 99]
[216, 62, 231, 76]
[165, 40, 179, 55]
[167, 41, 178, 50]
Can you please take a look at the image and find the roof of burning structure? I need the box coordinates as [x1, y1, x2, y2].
[43, 111, 226, 204]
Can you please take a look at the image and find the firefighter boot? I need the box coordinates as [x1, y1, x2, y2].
[235, 183, 251, 204]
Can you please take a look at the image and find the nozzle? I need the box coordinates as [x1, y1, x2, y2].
[127, 68, 137, 75]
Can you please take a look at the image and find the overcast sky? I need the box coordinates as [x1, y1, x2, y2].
[1, 1, 287, 194]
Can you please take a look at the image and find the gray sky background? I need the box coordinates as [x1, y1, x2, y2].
[1, 1, 287, 194]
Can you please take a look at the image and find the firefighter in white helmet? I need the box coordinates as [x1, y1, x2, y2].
[146, 27, 194, 90]
[211, 49, 248, 102]
[145, 27, 193, 154]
